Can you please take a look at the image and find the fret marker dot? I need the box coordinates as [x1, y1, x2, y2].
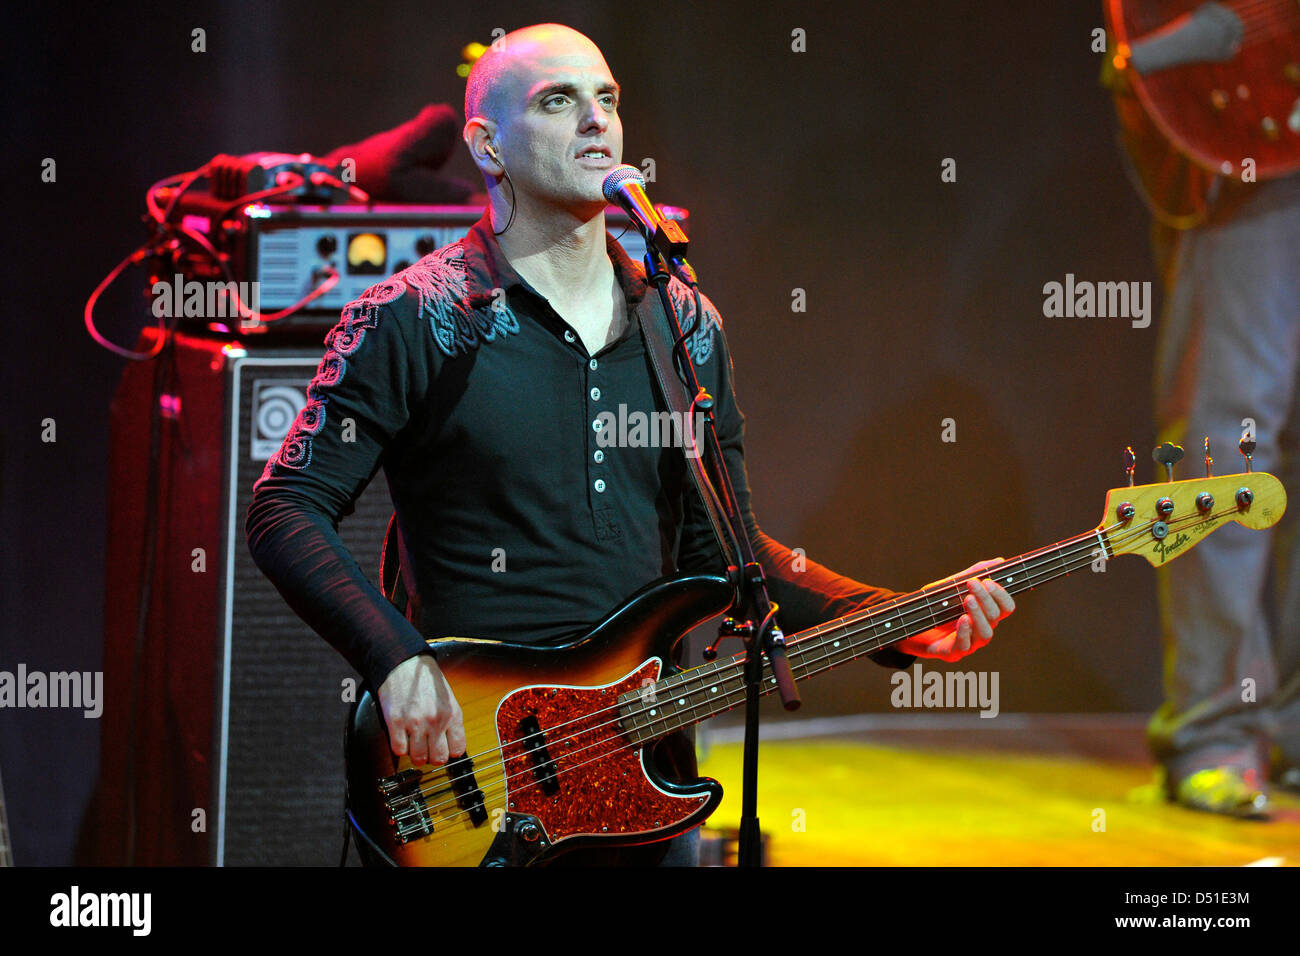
[884, 622, 890, 628]
[649, 709, 656, 715]
[678, 698, 685, 705]
[942, 601, 948, 607]
[833, 641, 840, 648]
[1007, 576, 1013, 582]
[710, 686, 718, 693]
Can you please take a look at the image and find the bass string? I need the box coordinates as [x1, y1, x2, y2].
[401, 517, 1126, 776]
[1235, 0, 1300, 42]
[1229, 0, 1294, 25]
[397, 535, 1132, 834]
[395, 510, 1212, 829]
[1129, 0, 1297, 46]
[397, 504, 1234, 829]
[394, 519, 1125, 813]
[1241, 22, 1300, 45]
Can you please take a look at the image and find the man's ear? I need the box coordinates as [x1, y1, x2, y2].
[464, 118, 502, 176]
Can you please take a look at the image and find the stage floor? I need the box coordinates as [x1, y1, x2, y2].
[695, 714, 1300, 866]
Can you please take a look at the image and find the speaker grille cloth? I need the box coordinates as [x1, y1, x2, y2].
[224, 361, 395, 865]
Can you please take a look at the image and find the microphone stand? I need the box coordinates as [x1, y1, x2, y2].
[640, 238, 801, 868]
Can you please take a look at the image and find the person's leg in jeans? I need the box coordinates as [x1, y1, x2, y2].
[656, 826, 701, 866]
[1147, 176, 1300, 811]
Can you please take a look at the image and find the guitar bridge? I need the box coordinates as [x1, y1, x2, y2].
[378, 768, 433, 844]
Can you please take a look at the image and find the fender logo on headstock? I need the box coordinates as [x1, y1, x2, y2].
[1152, 514, 1221, 563]
[1152, 531, 1190, 563]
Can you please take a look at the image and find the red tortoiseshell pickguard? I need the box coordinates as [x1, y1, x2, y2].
[495, 660, 708, 842]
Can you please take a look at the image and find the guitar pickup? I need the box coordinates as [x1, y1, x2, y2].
[447, 754, 489, 827]
[519, 714, 560, 796]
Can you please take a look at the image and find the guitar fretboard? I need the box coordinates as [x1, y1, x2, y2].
[618, 527, 1109, 743]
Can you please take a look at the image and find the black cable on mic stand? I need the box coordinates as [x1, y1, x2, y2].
[608, 165, 802, 866]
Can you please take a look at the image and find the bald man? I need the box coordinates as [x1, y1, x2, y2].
[246, 22, 1012, 867]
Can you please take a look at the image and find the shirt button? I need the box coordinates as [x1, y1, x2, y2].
[594, 479, 606, 493]
[590, 387, 601, 401]
[589, 359, 598, 371]
[592, 418, 603, 432]
[564, 330, 576, 343]
[594, 450, 605, 463]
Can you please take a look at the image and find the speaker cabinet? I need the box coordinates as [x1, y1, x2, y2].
[83, 330, 392, 865]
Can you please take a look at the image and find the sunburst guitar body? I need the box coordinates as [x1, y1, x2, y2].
[345, 573, 731, 867]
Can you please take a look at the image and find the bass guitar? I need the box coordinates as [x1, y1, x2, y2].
[345, 463, 1286, 866]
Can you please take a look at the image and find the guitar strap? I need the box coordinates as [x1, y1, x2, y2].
[380, 512, 406, 610]
[634, 286, 741, 577]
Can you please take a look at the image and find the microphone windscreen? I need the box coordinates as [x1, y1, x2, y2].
[602, 164, 646, 202]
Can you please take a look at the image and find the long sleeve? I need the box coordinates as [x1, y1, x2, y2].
[675, 297, 915, 670]
[244, 288, 435, 692]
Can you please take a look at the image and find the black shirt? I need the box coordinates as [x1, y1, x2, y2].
[245, 212, 913, 695]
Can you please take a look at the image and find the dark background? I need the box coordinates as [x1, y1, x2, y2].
[2, 0, 1169, 865]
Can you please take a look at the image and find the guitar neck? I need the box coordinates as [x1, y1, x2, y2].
[622, 527, 1109, 743]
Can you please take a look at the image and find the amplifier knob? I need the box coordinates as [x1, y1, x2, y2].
[316, 234, 338, 256]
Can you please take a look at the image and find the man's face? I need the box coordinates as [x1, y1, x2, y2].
[492, 37, 624, 210]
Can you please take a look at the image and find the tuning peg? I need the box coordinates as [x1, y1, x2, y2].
[1153, 442, 1184, 482]
[1240, 434, 1256, 473]
[1124, 446, 1136, 487]
[1204, 437, 1214, 477]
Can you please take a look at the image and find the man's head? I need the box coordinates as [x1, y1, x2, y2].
[463, 24, 623, 220]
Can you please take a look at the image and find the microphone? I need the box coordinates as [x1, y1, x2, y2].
[602, 165, 691, 265]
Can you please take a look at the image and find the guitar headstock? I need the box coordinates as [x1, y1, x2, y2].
[1099, 471, 1286, 566]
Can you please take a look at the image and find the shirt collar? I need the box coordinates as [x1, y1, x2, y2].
[461, 210, 649, 308]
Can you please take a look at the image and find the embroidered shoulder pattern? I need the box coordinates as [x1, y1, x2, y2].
[666, 279, 722, 365]
[404, 242, 521, 358]
[253, 277, 404, 490]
